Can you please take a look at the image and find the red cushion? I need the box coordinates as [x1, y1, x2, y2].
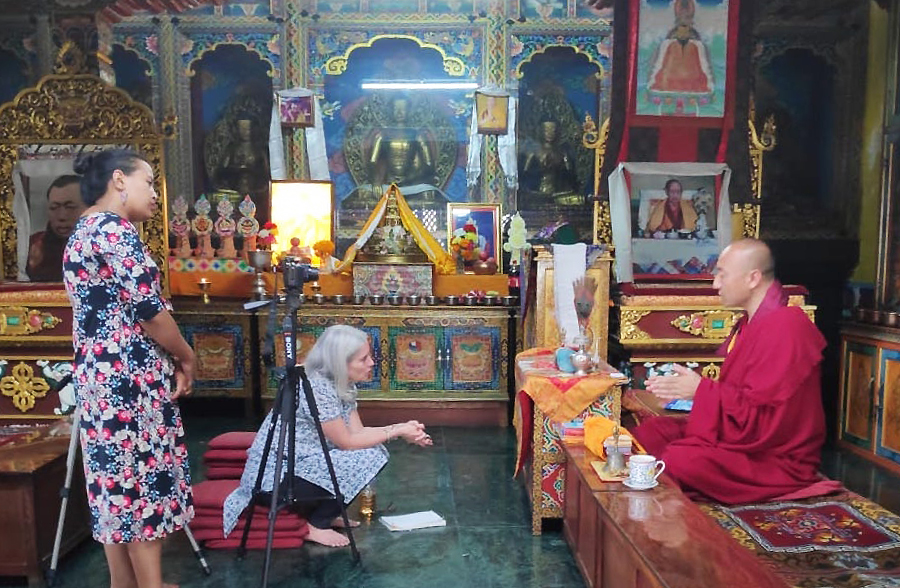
[202, 449, 250, 463]
[203, 537, 304, 550]
[204, 467, 246, 480]
[206, 431, 256, 450]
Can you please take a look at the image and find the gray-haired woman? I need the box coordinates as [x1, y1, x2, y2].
[223, 325, 431, 547]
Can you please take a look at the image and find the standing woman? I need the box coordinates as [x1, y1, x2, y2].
[63, 149, 195, 588]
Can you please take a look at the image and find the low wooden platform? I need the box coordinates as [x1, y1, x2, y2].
[563, 443, 789, 588]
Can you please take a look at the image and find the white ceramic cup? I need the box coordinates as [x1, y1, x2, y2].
[627, 454, 666, 487]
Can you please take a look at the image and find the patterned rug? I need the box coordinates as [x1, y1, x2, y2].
[700, 491, 900, 587]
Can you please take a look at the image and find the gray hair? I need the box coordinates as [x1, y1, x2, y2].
[303, 324, 369, 402]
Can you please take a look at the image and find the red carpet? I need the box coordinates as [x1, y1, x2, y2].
[701, 491, 900, 587]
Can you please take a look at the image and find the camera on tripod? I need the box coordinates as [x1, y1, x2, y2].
[279, 256, 319, 290]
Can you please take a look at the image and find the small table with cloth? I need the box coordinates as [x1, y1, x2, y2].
[513, 347, 627, 533]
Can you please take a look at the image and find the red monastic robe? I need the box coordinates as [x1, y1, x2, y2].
[633, 282, 839, 504]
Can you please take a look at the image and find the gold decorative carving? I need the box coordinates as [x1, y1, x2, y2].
[732, 203, 760, 239]
[620, 309, 652, 340]
[325, 34, 466, 77]
[671, 310, 740, 339]
[701, 363, 721, 380]
[0, 306, 62, 336]
[582, 115, 613, 246]
[0, 362, 50, 413]
[593, 200, 613, 246]
[0, 71, 167, 290]
[748, 96, 777, 204]
[54, 41, 88, 76]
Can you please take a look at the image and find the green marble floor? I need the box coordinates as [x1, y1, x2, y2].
[5, 417, 584, 588]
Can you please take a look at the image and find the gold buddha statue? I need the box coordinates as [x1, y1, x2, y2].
[520, 119, 582, 206]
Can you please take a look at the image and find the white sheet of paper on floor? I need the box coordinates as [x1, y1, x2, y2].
[379, 510, 447, 531]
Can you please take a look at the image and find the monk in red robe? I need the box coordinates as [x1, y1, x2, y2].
[633, 239, 838, 504]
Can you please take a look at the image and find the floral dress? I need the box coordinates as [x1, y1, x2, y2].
[63, 212, 193, 543]
[223, 375, 388, 536]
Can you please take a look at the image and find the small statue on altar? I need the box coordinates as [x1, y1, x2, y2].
[313, 239, 336, 274]
[288, 237, 312, 263]
[170, 195, 192, 258]
[215, 197, 237, 258]
[192, 194, 214, 259]
[237, 195, 260, 260]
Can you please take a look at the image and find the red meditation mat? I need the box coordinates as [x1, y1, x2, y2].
[206, 431, 256, 450]
[204, 467, 246, 480]
[191, 514, 305, 532]
[204, 537, 304, 550]
[700, 490, 900, 587]
[202, 449, 250, 463]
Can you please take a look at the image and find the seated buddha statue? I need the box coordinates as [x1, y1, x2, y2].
[215, 118, 269, 198]
[344, 96, 441, 209]
[520, 119, 582, 207]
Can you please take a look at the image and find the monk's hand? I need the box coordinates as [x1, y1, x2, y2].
[645, 364, 701, 401]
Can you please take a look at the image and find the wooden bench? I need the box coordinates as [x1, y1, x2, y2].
[563, 444, 789, 588]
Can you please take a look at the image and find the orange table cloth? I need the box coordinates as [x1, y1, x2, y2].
[515, 347, 625, 423]
[513, 347, 627, 479]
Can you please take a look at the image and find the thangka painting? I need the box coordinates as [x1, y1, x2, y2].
[636, 0, 729, 117]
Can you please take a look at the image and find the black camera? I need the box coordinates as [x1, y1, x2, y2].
[279, 256, 319, 289]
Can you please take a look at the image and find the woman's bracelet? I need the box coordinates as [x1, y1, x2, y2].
[385, 424, 395, 442]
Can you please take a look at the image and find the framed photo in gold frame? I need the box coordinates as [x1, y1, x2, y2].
[475, 92, 509, 135]
[447, 203, 501, 271]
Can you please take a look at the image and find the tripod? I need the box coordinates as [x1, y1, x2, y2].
[238, 283, 360, 588]
[48, 402, 211, 586]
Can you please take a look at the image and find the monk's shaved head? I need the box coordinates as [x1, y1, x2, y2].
[726, 239, 775, 279]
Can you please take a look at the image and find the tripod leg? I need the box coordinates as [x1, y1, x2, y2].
[47, 405, 82, 587]
[183, 525, 212, 576]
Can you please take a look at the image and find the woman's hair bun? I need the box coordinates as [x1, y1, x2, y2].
[73, 152, 95, 175]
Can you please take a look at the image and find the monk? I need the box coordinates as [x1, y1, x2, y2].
[633, 239, 839, 504]
[646, 179, 698, 234]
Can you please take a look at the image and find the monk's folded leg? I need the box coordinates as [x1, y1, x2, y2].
[632, 416, 690, 458]
[661, 444, 816, 504]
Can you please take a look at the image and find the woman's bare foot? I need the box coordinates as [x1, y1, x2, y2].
[163, 583, 179, 588]
[306, 524, 350, 547]
[330, 516, 360, 529]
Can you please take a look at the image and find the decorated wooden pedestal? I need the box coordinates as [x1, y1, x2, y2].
[0, 284, 74, 421]
[513, 348, 627, 534]
[612, 282, 813, 387]
[259, 302, 515, 427]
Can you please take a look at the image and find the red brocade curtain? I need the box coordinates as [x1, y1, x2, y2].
[618, 0, 741, 165]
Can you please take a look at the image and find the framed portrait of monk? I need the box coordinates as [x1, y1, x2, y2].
[279, 94, 314, 128]
[10, 146, 120, 282]
[608, 162, 732, 282]
[475, 92, 509, 135]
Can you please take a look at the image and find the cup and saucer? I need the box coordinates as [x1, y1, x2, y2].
[622, 478, 659, 490]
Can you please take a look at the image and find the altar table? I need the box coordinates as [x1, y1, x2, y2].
[514, 347, 627, 533]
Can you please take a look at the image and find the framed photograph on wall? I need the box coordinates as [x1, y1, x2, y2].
[475, 92, 509, 135]
[279, 94, 314, 127]
[608, 162, 732, 283]
[447, 203, 502, 271]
